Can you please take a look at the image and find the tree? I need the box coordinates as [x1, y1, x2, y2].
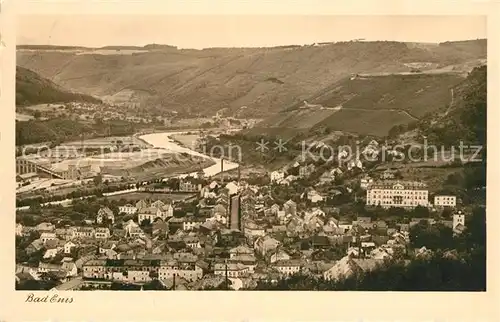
[464, 165, 486, 190]
[173, 209, 186, 218]
[461, 207, 486, 250]
[441, 207, 453, 219]
[17, 213, 36, 226]
[70, 212, 84, 221]
[28, 202, 42, 215]
[16, 247, 29, 263]
[253, 204, 486, 291]
[140, 218, 153, 235]
[386, 207, 406, 217]
[26, 249, 45, 267]
[461, 66, 486, 146]
[409, 221, 453, 250]
[33, 111, 42, 119]
[149, 270, 159, 280]
[143, 279, 166, 290]
[448, 157, 463, 168]
[93, 174, 103, 186]
[445, 172, 464, 186]
[287, 166, 299, 176]
[412, 205, 430, 218]
[392, 246, 406, 260]
[16, 279, 50, 290]
[334, 176, 344, 185]
[300, 241, 310, 250]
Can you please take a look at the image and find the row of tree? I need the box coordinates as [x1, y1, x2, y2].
[16, 183, 133, 208]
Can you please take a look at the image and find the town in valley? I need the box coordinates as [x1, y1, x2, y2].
[15, 16, 487, 291]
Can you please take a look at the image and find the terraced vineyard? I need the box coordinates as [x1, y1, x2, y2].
[250, 71, 466, 138]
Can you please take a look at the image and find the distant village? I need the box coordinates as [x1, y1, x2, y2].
[16, 101, 258, 131]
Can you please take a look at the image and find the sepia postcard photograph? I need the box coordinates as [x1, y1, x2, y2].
[1, 1, 499, 321]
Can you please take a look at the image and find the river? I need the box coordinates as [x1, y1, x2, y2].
[139, 131, 239, 178]
[16, 131, 239, 211]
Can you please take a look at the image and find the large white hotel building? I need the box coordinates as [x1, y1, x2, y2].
[366, 181, 429, 208]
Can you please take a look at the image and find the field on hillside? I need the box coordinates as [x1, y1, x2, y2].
[317, 109, 415, 137]
[315, 73, 464, 118]
[251, 72, 467, 138]
[257, 109, 338, 130]
[241, 126, 310, 140]
[17, 40, 486, 118]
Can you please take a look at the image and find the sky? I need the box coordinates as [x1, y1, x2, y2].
[17, 15, 487, 49]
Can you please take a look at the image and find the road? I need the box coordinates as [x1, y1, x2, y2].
[345, 107, 419, 121]
[444, 88, 455, 116]
[318, 104, 420, 121]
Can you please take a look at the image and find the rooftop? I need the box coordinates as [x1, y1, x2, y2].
[368, 180, 428, 190]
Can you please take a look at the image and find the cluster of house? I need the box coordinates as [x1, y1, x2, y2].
[270, 161, 340, 186]
[119, 200, 174, 222]
[271, 163, 348, 186]
[268, 137, 423, 187]
[269, 148, 370, 187]
[16, 168, 464, 290]
[268, 153, 458, 213]
[16, 199, 467, 290]
[267, 143, 458, 211]
[64, 102, 164, 124]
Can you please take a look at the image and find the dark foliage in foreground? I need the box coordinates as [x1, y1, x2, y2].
[251, 208, 485, 291]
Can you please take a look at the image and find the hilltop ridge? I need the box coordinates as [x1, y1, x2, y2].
[17, 39, 486, 119]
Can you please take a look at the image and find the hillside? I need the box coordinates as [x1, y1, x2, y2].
[15, 118, 91, 146]
[16, 118, 149, 146]
[16, 40, 486, 118]
[418, 65, 487, 146]
[205, 64, 487, 172]
[16, 67, 101, 106]
[249, 72, 466, 137]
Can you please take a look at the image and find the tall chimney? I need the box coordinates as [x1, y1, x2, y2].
[225, 259, 228, 290]
[220, 158, 224, 184]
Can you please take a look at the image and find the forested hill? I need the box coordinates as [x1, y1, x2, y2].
[16, 66, 101, 106]
[418, 65, 486, 146]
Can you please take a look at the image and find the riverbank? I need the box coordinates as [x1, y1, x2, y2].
[16, 130, 238, 211]
[104, 157, 215, 182]
[169, 133, 200, 150]
[139, 131, 239, 178]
